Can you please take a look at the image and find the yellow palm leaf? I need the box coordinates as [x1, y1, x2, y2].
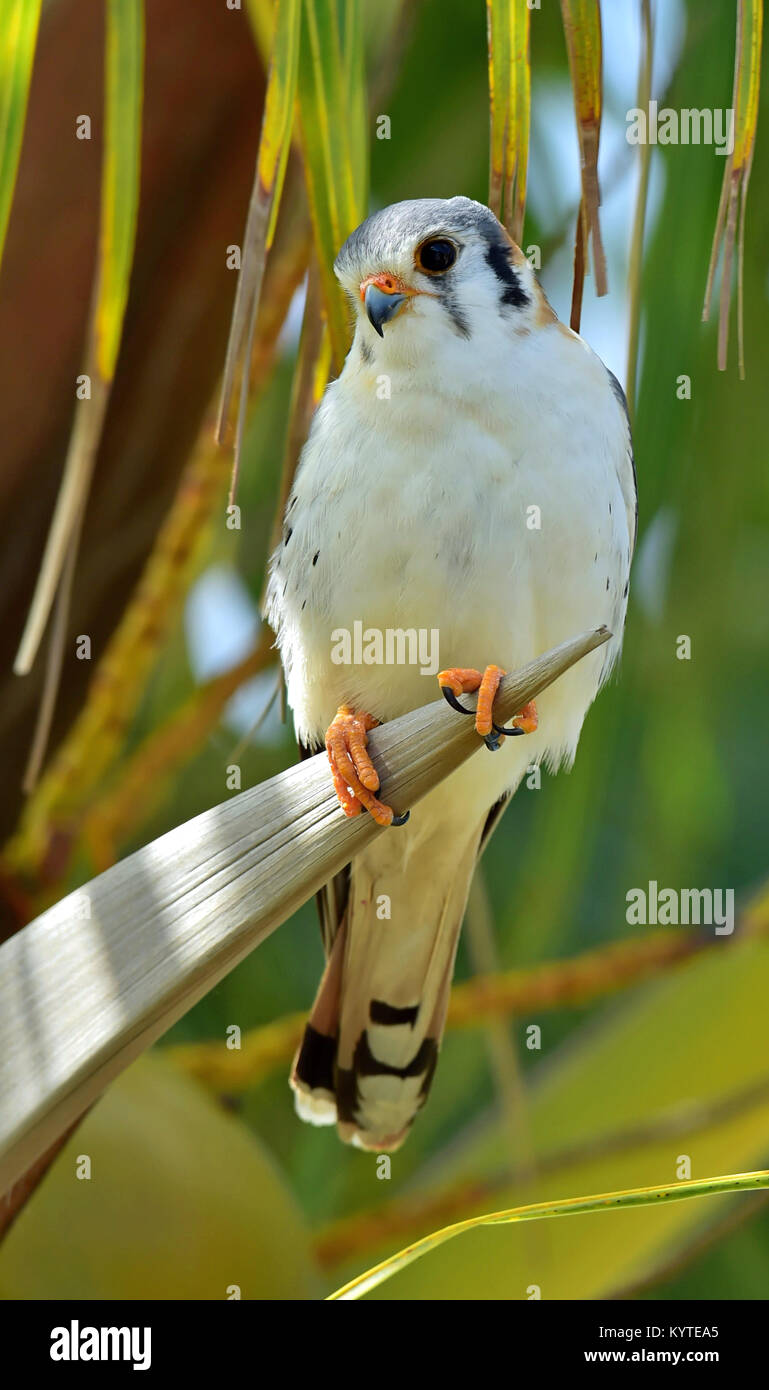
[486, 0, 530, 243]
[297, 0, 368, 373]
[218, 0, 302, 495]
[0, 0, 42, 268]
[560, 0, 608, 329]
[327, 1170, 769, 1300]
[13, 0, 144, 693]
[703, 0, 763, 376]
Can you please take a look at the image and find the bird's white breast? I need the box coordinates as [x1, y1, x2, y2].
[267, 318, 633, 809]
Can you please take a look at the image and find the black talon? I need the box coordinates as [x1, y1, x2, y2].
[390, 809, 410, 826]
[441, 684, 524, 748]
[440, 685, 475, 715]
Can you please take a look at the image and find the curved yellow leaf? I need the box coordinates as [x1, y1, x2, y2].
[0, 0, 42, 269]
[298, 0, 367, 372]
[13, 0, 144, 681]
[328, 1170, 769, 1300]
[97, 0, 144, 382]
[560, 0, 608, 322]
[218, 0, 301, 469]
[703, 0, 763, 375]
[486, 0, 530, 242]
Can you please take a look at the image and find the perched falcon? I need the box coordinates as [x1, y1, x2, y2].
[266, 196, 636, 1151]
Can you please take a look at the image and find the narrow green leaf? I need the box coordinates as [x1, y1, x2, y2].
[487, 0, 510, 224]
[732, 0, 762, 171]
[218, 0, 301, 471]
[327, 1170, 769, 1300]
[625, 0, 653, 419]
[14, 0, 144, 679]
[97, 0, 145, 381]
[343, 0, 368, 219]
[297, 0, 368, 372]
[703, 0, 763, 375]
[560, 0, 608, 324]
[486, 0, 530, 243]
[261, 0, 303, 249]
[0, 0, 42, 271]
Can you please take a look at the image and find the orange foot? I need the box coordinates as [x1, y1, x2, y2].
[437, 665, 538, 752]
[325, 705, 410, 827]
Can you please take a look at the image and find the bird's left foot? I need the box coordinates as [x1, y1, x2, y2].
[437, 665, 538, 751]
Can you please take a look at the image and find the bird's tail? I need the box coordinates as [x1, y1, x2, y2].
[291, 818, 484, 1150]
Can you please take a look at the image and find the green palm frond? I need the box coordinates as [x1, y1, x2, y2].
[703, 0, 763, 375]
[13, 0, 145, 683]
[328, 1171, 769, 1300]
[0, 0, 42, 269]
[560, 0, 608, 329]
[218, 0, 302, 484]
[486, 0, 530, 243]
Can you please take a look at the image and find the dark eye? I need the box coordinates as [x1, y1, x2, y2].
[417, 238, 457, 274]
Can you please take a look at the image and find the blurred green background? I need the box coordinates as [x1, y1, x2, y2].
[0, 0, 767, 1299]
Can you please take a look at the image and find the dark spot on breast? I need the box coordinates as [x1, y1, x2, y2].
[287, 495, 297, 512]
[360, 339, 373, 365]
[484, 239, 530, 309]
[302, 600, 306, 610]
[594, 552, 598, 563]
[609, 502, 612, 515]
[312, 550, 319, 566]
[284, 527, 292, 546]
[282, 580, 288, 596]
[624, 580, 629, 597]
[606, 577, 610, 590]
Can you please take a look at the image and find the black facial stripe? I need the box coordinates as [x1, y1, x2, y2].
[484, 240, 530, 309]
[438, 288, 471, 339]
[369, 999, 419, 1028]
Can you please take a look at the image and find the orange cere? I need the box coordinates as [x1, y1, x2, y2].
[359, 271, 421, 300]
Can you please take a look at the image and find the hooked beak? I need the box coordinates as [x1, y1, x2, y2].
[361, 274, 411, 336]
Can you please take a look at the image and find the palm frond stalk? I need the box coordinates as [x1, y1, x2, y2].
[0, 627, 608, 1194]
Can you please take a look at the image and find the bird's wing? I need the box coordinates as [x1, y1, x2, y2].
[606, 368, 638, 559]
[478, 791, 512, 859]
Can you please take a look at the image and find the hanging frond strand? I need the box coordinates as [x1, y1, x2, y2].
[560, 0, 608, 329]
[703, 0, 763, 376]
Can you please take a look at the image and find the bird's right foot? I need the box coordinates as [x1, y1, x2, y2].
[325, 705, 409, 827]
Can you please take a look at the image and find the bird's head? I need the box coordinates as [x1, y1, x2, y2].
[334, 196, 547, 362]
